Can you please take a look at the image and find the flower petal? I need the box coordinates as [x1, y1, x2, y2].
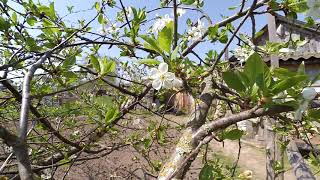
[150, 68, 160, 79]
[152, 79, 162, 90]
[173, 78, 183, 88]
[163, 80, 173, 89]
[165, 72, 175, 81]
[158, 62, 168, 73]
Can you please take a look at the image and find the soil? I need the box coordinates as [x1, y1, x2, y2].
[52, 114, 314, 179]
[1, 113, 316, 179]
[210, 139, 296, 180]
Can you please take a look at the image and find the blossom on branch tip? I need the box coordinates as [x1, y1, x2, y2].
[149, 62, 182, 90]
[126, 6, 133, 18]
[187, 19, 206, 42]
[98, 23, 119, 35]
[151, 14, 173, 33]
[177, 8, 186, 16]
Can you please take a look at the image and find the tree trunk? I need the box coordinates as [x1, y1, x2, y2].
[14, 141, 33, 180]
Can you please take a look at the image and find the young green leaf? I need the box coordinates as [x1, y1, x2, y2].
[271, 75, 308, 95]
[158, 21, 173, 53]
[181, 0, 196, 5]
[222, 129, 244, 140]
[199, 164, 214, 180]
[222, 71, 246, 92]
[89, 55, 100, 72]
[137, 58, 161, 66]
[244, 52, 268, 86]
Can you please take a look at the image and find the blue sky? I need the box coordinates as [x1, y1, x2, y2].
[43, 0, 269, 59]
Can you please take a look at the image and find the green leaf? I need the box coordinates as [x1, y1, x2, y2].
[89, 55, 100, 72]
[25, 37, 39, 51]
[273, 68, 297, 79]
[271, 75, 308, 95]
[181, 0, 196, 5]
[0, 17, 10, 31]
[105, 108, 120, 124]
[62, 56, 76, 69]
[199, 164, 214, 180]
[208, 25, 219, 40]
[158, 21, 173, 53]
[140, 35, 163, 55]
[137, 58, 161, 66]
[222, 71, 246, 92]
[94, 1, 101, 11]
[223, 129, 244, 140]
[98, 14, 106, 24]
[228, 5, 239, 10]
[26, 16, 37, 26]
[11, 12, 17, 24]
[100, 58, 116, 75]
[171, 45, 179, 60]
[244, 52, 268, 86]
[256, 65, 271, 96]
[218, 34, 228, 44]
[94, 96, 113, 108]
[308, 109, 320, 120]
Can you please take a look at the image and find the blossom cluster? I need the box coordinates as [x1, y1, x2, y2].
[187, 19, 206, 42]
[151, 14, 173, 33]
[233, 35, 255, 65]
[150, 9, 186, 34]
[149, 63, 182, 90]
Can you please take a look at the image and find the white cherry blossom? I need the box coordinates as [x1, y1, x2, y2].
[177, 8, 186, 16]
[306, 0, 320, 20]
[234, 47, 254, 66]
[126, 6, 133, 18]
[149, 62, 182, 90]
[106, 23, 120, 34]
[187, 19, 206, 42]
[151, 14, 173, 33]
[98, 23, 119, 35]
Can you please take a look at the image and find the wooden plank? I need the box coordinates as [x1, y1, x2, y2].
[286, 140, 316, 180]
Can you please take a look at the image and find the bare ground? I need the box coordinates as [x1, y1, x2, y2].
[210, 139, 296, 180]
[2, 114, 315, 179]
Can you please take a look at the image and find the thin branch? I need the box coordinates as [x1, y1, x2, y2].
[173, 0, 178, 49]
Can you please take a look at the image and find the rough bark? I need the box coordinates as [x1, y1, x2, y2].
[159, 100, 293, 179]
[0, 127, 33, 179]
[158, 78, 215, 180]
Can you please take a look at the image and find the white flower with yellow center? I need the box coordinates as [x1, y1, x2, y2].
[149, 63, 182, 90]
[306, 0, 320, 20]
